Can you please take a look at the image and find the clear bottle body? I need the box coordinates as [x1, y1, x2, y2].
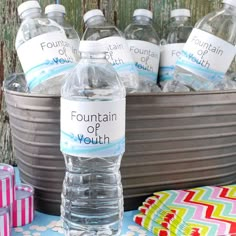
[15, 10, 76, 95]
[124, 16, 161, 92]
[60, 51, 126, 236]
[82, 16, 139, 93]
[173, 4, 236, 91]
[160, 16, 193, 87]
[46, 12, 80, 61]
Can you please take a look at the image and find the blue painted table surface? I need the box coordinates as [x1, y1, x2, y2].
[12, 168, 154, 236]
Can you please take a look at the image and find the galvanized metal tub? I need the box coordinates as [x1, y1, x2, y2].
[4, 89, 236, 215]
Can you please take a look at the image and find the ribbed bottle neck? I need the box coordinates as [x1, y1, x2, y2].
[85, 16, 106, 27]
[133, 15, 152, 24]
[171, 16, 190, 24]
[46, 12, 65, 24]
[20, 9, 41, 20]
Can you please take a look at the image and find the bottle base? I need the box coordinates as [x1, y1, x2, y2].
[63, 220, 122, 236]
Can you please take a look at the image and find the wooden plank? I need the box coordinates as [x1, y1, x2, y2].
[118, 0, 150, 31]
[0, 0, 224, 163]
[152, 0, 222, 38]
[0, 0, 23, 164]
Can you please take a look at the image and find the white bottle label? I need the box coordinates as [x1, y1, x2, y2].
[60, 98, 126, 157]
[128, 40, 160, 82]
[99, 36, 137, 76]
[159, 43, 185, 82]
[176, 28, 236, 81]
[17, 31, 76, 90]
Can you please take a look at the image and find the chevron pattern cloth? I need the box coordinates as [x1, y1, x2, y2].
[134, 185, 236, 236]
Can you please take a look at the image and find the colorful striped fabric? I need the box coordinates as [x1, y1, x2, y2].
[134, 185, 236, 236]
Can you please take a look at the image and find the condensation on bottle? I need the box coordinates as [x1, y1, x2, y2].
[160, 8, 193, 88]
[60, 40, 126, 236]
[82, 9, 139, 93]
[173, 0, 236, 91]
[15, 0, 76, 95]
[124, 9, 161, 93]
[45, 4, 80, 61]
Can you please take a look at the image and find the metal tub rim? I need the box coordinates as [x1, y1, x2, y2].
[5, 88, 236, 98]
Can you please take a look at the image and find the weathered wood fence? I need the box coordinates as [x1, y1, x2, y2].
[0, 0, 222, 164]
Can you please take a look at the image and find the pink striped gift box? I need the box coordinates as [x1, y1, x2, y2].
[0, 164, 15, 201]
[0, 207, 10, 236]
[12, 184, 34, 227]
[0, 164, 15, 208]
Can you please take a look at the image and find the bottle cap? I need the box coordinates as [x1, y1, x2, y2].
[45, 4, 66, 15]
[18, 1, 41, 17]
[0, 207, 10, 236]
[133, 9, 153, 19]
[0, 164, 15, 208]
[171, 9, 191, 18]
[79, 40, 107, 53]
[223, 0, 236, 7]
[83, 9, 104, 23]
[12, 184, 34, 227]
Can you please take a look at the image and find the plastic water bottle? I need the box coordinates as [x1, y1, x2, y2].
[60, 41, 126, 236]
[124, 9, 161, 93]
[45, 4, 80, 61]
[159, 9, 193, 86]
[174, 0, 236, 91]
[15, 1, 76, 95]
[4, 73, 29, 93]
[82, 9, 139, 93]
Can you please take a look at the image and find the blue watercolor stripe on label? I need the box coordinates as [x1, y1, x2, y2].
[25, 62, 49, 76]
[114, 63, 137, 72]
[61, 130, 125, 149]
[61, 144, 125, 157]
[177, 50, 225, 81]
[28, 63, 76, 90]
[159, 75, 173, 82]
[160, 66, 175, 70]
[60, 130, 125, 156]
[138, 69, 157, 82]
[159, 67, 175, 82]
[177, 60, 224, 81]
